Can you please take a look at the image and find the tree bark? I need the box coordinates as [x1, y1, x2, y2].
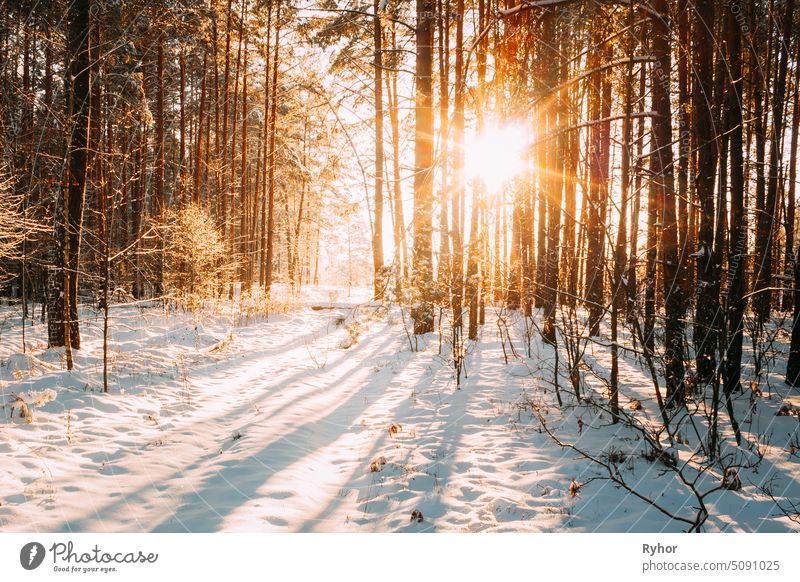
[651, 0, 686, 405]
[372, 0, 385, 298]
[693, 0, 720, 386]
[264, 0, 282, 293]
[412, 0, 435, 335]
[49, 0, 90, 353]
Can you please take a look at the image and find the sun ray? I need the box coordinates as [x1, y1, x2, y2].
[464, 124, 531, 192]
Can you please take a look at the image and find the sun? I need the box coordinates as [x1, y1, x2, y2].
[464, 124, 530, 192]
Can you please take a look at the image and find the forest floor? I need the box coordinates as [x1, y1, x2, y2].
[0, 286, 798, 532]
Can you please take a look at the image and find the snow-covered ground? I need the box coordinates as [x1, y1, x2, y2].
[0, 286, 798, 532]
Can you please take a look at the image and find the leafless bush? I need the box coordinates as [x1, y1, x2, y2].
[160, 204, 237, 308]
[0, 173, 47, 282]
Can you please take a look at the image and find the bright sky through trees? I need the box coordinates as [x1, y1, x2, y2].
[464, 123, 530, 193]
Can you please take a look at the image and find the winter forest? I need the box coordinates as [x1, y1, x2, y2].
[0, 0, 799, 534]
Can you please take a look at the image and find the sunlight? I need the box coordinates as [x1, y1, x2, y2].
[464, 124, 531, 192]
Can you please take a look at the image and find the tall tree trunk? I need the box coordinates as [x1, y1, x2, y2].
[612, 6, 635, 423]
[264, 0, 282, 293]
[560, 27, 578, 311]
[179, 49, 186, 208]
[132, 73, 148, 300]
[542, 13, 561, 345]
[722, 3, 747, 444]
[228, 0, 245, 276]
[154, 40, 166, 295]
[290, 113, 308, 291]
[627, 53, 646, 324]
[240, 34, 249, 287]
[756, 0, 795, 322]
[372, 0, 385, 298]
[466, 0, 486, 340]
[451, 0, 465, 330]
[259, 2, 272, 287]
[436, 0, 450, 289]
[586, 22, 608, 336]
[693, 0, 720, 386]
[412, 0, 435, 335]
[651, 0, 686, 405]
[386, 23, 407, 292]
[677, 0, 692, 303]
[49, 0, 90, 356]
[786, 37, 800, 312]
[220, 0, 234, 240]
[194, 49, 208, 205]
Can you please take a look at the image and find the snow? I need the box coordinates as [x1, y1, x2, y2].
[0, 287, 798, 532]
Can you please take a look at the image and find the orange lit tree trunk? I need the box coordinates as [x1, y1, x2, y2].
[411, 0, 435, 335]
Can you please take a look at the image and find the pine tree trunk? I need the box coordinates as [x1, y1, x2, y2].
[756, 0, 795, 322]
[49, 0, 90, 352]
[411, 0, 435, 335]
[786, 38, 800, 313]
[179, 50, 186, 208]
[372, 0, 385, 298]
[240, 34, 249, 287]
[386, 24, 407, 292]
[194, 49, 208, 205]
[466, 0, 486, 340]
[586, 23, 607, 336]
[155, 40, 166, 296]
[259, 3, 272, 288]
[651, 0, 686, 405]
[451, 0, 465, 327]
[264, 0, 282, 293]
[693, 0, 720, 386]
[542, 13, 561, 345]
[612, 6, 635, 423]
[436, 0, 450, 289]
[677, 0, 692, 302]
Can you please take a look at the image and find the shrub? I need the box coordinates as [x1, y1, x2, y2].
[161, 204, 235, 307]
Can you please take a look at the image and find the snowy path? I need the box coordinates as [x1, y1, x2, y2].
[1, 290, 798, 532]
[0, 298, 571, 532]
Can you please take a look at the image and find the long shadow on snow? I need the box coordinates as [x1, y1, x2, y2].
[147, 332, 414, 531]
[296, 344, 441, 531]
[50, 316, 399, 532]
